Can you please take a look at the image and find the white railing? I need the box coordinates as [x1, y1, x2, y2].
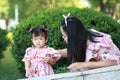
[18, 65, 120, 80]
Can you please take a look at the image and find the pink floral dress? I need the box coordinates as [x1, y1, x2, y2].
[86, 29, 120, 64]
[22, 46, 61, 77]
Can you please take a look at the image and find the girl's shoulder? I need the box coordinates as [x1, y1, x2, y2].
[25, 47, 34, 53]
[45, 46, 56, 51]
[45, 46, 59, 54]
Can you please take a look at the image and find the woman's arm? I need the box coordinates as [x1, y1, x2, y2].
[67, 60, 117, 71]
[57, 48, 67, 57]
[87, 60, 117, 69]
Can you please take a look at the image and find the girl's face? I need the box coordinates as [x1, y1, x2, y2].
[60, 27, 68, 43]
[31, 34, 47, 49]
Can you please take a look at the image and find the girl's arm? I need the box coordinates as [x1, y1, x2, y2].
[57, 48, 67, 57]
[67, 60, 117, 71]
[24, 60, 31, 77]
[25, 61, 30, 70]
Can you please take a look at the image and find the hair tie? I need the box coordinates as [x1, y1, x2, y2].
[44, 27, 48, 31]
[62, 13, 70, 26]
[28, 28, 32, 32]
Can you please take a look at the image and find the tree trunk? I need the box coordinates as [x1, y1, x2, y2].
[99, 0, 105, 13]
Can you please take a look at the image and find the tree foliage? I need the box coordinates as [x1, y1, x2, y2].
[1, 0, 120, 21]
[0, 28, 10, 59]
[88, 0, 120, 20]
[7, 0, 80, 21]
[0, 0, 9, 18]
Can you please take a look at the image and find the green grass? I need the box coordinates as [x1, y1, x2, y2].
[0, 46, 23, 80]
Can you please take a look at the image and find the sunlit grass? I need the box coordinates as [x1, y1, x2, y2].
[0, 46, 23, 80]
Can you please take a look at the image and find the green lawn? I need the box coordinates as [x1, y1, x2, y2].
[0, 46, 23, 80]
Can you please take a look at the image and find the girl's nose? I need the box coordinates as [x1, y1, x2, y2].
[37, 39, 40, 42]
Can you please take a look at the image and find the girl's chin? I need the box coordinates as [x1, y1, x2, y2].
[36, 46, 45, 48]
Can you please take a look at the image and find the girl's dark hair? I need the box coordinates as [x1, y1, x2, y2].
[27, 26, 48, 39]
[61, 16, 103, 65]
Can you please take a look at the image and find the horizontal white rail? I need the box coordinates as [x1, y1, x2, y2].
[18, 65, 120, 80]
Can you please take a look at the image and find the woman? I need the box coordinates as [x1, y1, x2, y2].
[58, 15, 120, 72]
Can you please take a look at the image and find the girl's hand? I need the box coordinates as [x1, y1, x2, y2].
[44, 57, 51, 63]
[67, 62, 88, 72]
[44, 57, 56, 65]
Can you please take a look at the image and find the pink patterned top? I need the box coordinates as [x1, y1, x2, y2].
[86, 29, 120, 64]
[22, 46, 61, 77]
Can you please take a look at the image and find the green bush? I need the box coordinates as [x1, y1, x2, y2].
[0, 28, 10, 59]
[12, 7, 120, 75]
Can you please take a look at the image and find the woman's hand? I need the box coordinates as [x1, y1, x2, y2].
[67, 60, 117, 72]
[67, 62, 88, 72]
[57, 49, 67, 57]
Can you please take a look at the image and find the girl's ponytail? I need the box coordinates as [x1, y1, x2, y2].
[43, 25, 48, 31]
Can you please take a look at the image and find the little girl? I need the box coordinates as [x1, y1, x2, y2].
[22, 26, 61, 78]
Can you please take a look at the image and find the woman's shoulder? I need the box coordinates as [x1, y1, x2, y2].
[90, 29, 113, 47]
[90, 29, 111, 38]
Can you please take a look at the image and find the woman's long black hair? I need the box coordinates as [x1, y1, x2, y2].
[61, 16, 103, 65]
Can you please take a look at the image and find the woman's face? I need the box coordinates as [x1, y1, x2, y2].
[60, 27, 68, 43]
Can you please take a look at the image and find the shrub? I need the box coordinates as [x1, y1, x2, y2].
[12, 7, 120, 75]
[7, 32, 13, 44]
[0, 28, 10, 59]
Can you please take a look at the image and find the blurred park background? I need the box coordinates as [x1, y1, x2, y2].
[0, 0, 120, 80]
[0, 0, 120, 30]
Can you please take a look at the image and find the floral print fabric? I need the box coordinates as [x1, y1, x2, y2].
[22, 46, 61, 77]
[86, 29, 120, 62]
